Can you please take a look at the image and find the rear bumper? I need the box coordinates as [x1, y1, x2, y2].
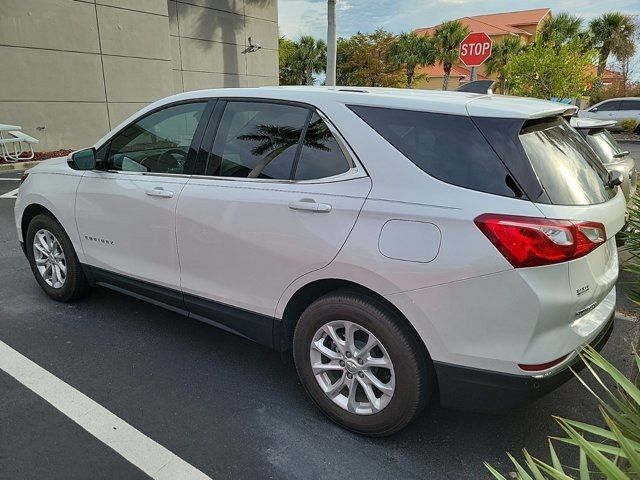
[434, 310, 614, 411]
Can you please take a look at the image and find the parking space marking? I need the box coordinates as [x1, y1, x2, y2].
[0, 178, 20, 181]
[0, 340, 212, 480]
[0, 188, 19, 199]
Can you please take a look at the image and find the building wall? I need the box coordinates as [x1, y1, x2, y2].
[414, 75, 465, 91]
[0, 0, 278, 151]
[169, 0, 278, 92]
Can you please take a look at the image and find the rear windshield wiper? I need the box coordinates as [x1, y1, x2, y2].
[613, 151, 629, 159]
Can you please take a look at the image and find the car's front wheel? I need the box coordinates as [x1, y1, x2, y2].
[26, 213, 90, 302]
[293, 291, 432, 436]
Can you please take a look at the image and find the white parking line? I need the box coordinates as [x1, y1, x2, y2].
[0, 340, 212, 480]
[0, 178, 20, 181]
[0, 188, 19, 199]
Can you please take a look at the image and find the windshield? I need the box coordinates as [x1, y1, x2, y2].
[519, 117, 616, 206]
[585, 129, 625, 164]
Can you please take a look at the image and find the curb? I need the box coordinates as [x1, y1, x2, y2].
[0, 161, 41, 172]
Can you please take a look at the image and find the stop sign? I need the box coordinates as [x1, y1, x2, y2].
[459, 32, 493, 67]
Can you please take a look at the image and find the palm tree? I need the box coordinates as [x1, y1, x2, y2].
[590, 12, 637, 77]
[483, 35, 522, 94]
[327, 0, 337, 86]
[300, 36, 327, 85]
[388, 32, 436, 88]
[432, 20, 470, 91]
[236, 119, 332, 177]
[539, 12, 583, 45]
[279, 36, 323, 85]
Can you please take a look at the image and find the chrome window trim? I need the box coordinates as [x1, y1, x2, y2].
[99, 170, 192, 179]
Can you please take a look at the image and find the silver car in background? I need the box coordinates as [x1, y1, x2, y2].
[571, 117, 637, 204]
[577, 97, 640, 132]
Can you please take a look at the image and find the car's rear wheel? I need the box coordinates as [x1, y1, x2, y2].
[293, 291, 432, 436]
[26, 214, 90, 302]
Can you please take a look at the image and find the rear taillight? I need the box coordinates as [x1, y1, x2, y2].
[474, 214, 606, 268]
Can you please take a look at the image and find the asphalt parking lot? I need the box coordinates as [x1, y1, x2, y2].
[0, 145, 639, 480]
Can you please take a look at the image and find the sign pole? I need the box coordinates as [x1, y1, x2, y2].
[470, 66, 477, 82]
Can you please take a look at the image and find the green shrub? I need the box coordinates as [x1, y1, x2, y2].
[486, 346, 640, 479]
[620, 119, 638, 133]
[625, 193, 640, 304]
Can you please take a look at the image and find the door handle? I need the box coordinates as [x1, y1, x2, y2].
[288, 199, 332, 213]
[145, 187, 174, 198]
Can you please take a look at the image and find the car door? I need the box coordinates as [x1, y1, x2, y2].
[75, 100, 211, 294]
[176, 100, 372, 330]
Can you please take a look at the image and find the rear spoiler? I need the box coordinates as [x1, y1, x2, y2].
[456, 80, 495, 94]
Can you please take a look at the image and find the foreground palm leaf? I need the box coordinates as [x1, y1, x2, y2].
[487, 347, 640, 479]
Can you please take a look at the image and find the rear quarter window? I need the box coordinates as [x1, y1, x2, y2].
[519, 117, 615, 205]
[348, 105, 521, 198]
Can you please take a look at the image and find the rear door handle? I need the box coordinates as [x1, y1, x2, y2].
[145, 187, 174, 198]
[288, 199, 332, 213]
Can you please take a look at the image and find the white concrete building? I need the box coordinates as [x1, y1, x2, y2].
[0, 0, 279, 151]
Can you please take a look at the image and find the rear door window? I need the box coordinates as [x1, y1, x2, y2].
[620, 100, 640, 111]
[519, 117, 615, 205]
[348, 105, 520, 197]
[206, 101, 309, 179]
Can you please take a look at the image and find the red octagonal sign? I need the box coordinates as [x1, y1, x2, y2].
[459, 32, 493, 67]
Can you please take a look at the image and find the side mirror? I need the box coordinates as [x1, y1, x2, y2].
[606, 170, 624, 188]
[590, 107, 598, 113]
[68, 148, 96, 170]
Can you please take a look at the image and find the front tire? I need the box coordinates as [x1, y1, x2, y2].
[293, 291, 432, 436]
[26, 213, 90, 302]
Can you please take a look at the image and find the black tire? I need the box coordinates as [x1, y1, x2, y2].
[26, 213, 90, 302]
[293, 290, 432, 437]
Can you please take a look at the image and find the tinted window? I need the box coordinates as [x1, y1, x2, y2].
[294, 114, 350, 180]
[107, 102, 206, 174]
[349, 105, 519, 197]
[620, 100, 640, 111]
[593, 101, 619, 112]
[519, 118, 615, 205]
[206, 102, 309, 179]
[586, 129, 624, 164]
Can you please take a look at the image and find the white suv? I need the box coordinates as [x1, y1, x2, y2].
[15, 87, 626, 436]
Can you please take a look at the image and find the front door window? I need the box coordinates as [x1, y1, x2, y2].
[106, 102, 207, 174]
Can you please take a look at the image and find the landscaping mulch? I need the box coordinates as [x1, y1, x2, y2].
[0, 149, 73, 165]
[612, 132, 640, 142]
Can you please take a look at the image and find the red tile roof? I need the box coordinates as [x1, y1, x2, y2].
[415, 8, 551, 39]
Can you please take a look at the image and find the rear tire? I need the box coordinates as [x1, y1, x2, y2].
[293, 291, 432, 436]
[26, 214, 90, 302]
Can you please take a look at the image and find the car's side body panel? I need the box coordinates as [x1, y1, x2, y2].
[176, 175, 372, 317]
[14, 157, 85, 262]
[75, 171, 189, 291]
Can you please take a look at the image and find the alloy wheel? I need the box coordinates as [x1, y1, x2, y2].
[310, 320, 395, 415]
[33, 228, 67, 289]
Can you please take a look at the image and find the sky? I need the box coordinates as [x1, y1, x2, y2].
[277, 0, 640, 39]
[278, 0, 640, 76]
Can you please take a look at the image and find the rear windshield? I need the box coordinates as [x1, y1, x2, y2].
[348, 105, 521, 198]
[519, 118, 615, 205]
[585, 129, 624, 164]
